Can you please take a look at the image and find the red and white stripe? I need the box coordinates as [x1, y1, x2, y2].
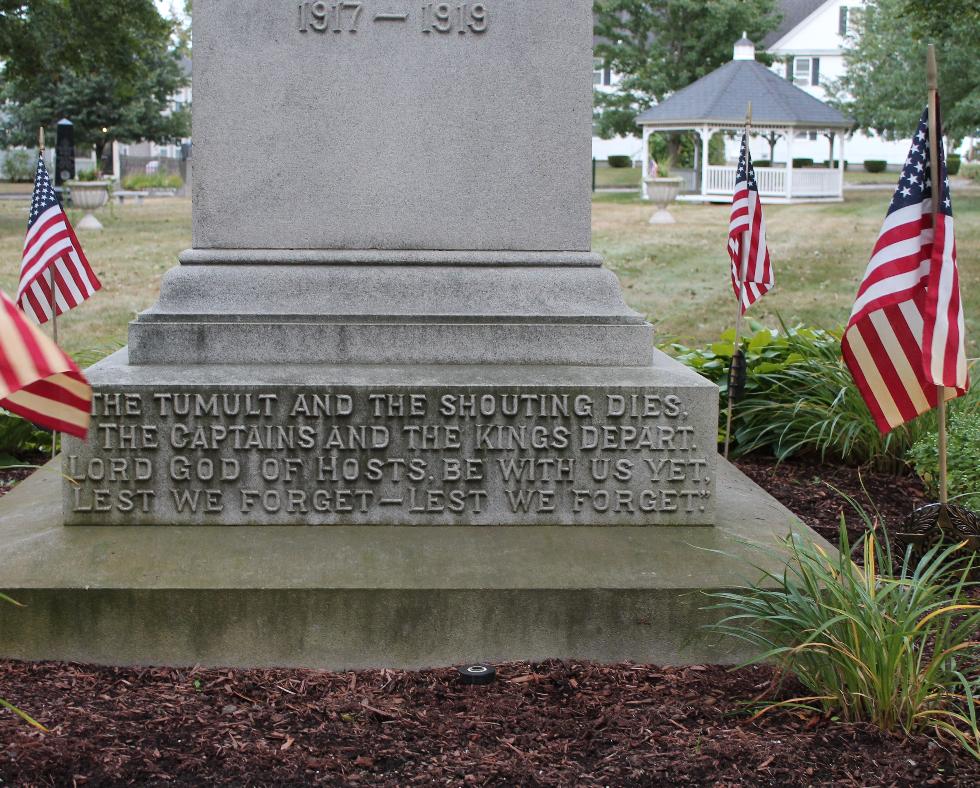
[728, 179, 774, 313]
[17, 203, 100, 324]
[0, 290, 91, 439]
[922, 211, 967, 390]
[842, 202, 968, 434]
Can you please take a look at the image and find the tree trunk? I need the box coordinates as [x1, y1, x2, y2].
[667, 133, 682, 168]
[94, 141, 107, 174]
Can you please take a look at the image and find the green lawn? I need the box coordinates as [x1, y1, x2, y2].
[843, 169, 898, 185]
[0, 197, 190, 361]
[0, 190, 976, 361]
[594, 188, 979, 356]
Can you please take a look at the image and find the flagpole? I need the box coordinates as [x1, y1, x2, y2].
[39, 126, 59, 461]
[926, 45, 948, 505]
[724, 102, 752, 460]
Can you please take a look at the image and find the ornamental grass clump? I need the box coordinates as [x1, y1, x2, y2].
[710, 514, 980, 758]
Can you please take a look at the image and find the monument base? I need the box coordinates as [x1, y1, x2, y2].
[0, 461, 831, 668]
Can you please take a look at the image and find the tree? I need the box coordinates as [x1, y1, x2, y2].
[898, 0, 980, 37]
[0, 0, 189, 160]
[830, 0, 980, 145]
[170, 0, 193, 57]
[593, 0, 781, 154]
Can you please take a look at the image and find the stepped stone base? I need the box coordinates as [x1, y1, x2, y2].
[127, 260, 653, 366]
[0, 460, 831, 669]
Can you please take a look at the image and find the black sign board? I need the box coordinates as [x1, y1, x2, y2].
[55, 119, 75, 187]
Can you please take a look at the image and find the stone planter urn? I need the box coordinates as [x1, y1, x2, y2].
[644, 176, 683, 224]
[67, 180, 111, 230]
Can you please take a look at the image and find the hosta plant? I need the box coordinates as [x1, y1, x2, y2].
[666, 322, 936, 470]
[907, 387, 980, 510]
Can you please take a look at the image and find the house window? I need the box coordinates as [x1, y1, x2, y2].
[793, 57, 820, 86]
[593, 58, 612, 87]
[838, 6, 849, 36]
[795, 131, 819, 141]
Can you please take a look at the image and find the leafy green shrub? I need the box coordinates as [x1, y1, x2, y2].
[121, 172, 183, 190]
[710, 516, 980, 757]
[606, 155, 632, 169]
[754, 159, 771, 168]
[907, 389, 980, 510]
[2, 149, 35, 182]
[73, 168, 102, 182]
[792, 157, 814, 168]
[666, 323, 933, 469]
[947, 154, 961, 176]
[961, 163, 980, 182]
[864, 159, 887, 173]
[648, 131, 726, 168]
[0, 409, 52, 466]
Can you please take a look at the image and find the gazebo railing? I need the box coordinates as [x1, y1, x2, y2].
[791, 168, 842, 197]
[706, 166, 785, 196]
[704, 165, 840, 199]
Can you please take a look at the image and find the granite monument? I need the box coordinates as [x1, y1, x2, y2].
[0, 0, 830, 668]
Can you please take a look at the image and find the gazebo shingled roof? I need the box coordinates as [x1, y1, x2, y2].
[636, 58, 853, 131]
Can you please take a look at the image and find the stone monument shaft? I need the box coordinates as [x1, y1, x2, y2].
[195, 0, 591, 252]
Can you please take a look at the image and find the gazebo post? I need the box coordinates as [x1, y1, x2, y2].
[785, 129, 795, 202]
[838, 133, 846, 198]
[641, 125, 651, 200]
[699, 126, 710, 200]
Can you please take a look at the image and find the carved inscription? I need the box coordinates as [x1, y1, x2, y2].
[297, 2, 489, 35]
[65, 387, 715, 526]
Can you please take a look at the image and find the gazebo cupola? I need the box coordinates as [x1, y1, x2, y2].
[733, 32, 756, 61]
[636, 36, 854, 204]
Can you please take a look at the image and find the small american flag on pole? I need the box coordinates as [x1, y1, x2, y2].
[728, 134, 774, 312]
[842, 105, 969, 433]
[0, 290, 91, 438]
[17, 153, 101, 324]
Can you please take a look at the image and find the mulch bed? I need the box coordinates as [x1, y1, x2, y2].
[734, 454, 931, 546]
[3, 456, 975, 785]
[2, 660, 977, 786]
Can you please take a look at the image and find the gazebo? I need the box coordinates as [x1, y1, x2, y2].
[636, 36, 853, 204]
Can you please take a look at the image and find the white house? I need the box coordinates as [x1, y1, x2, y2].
[592, 58, 643, 162]
[751, 0, 913, 166]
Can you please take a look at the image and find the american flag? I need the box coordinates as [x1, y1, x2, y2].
[728, 134, 774, 313]
[0, 289, 91, 438]
[842, 105, 969, 434]
[17, 153, 101, 324]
